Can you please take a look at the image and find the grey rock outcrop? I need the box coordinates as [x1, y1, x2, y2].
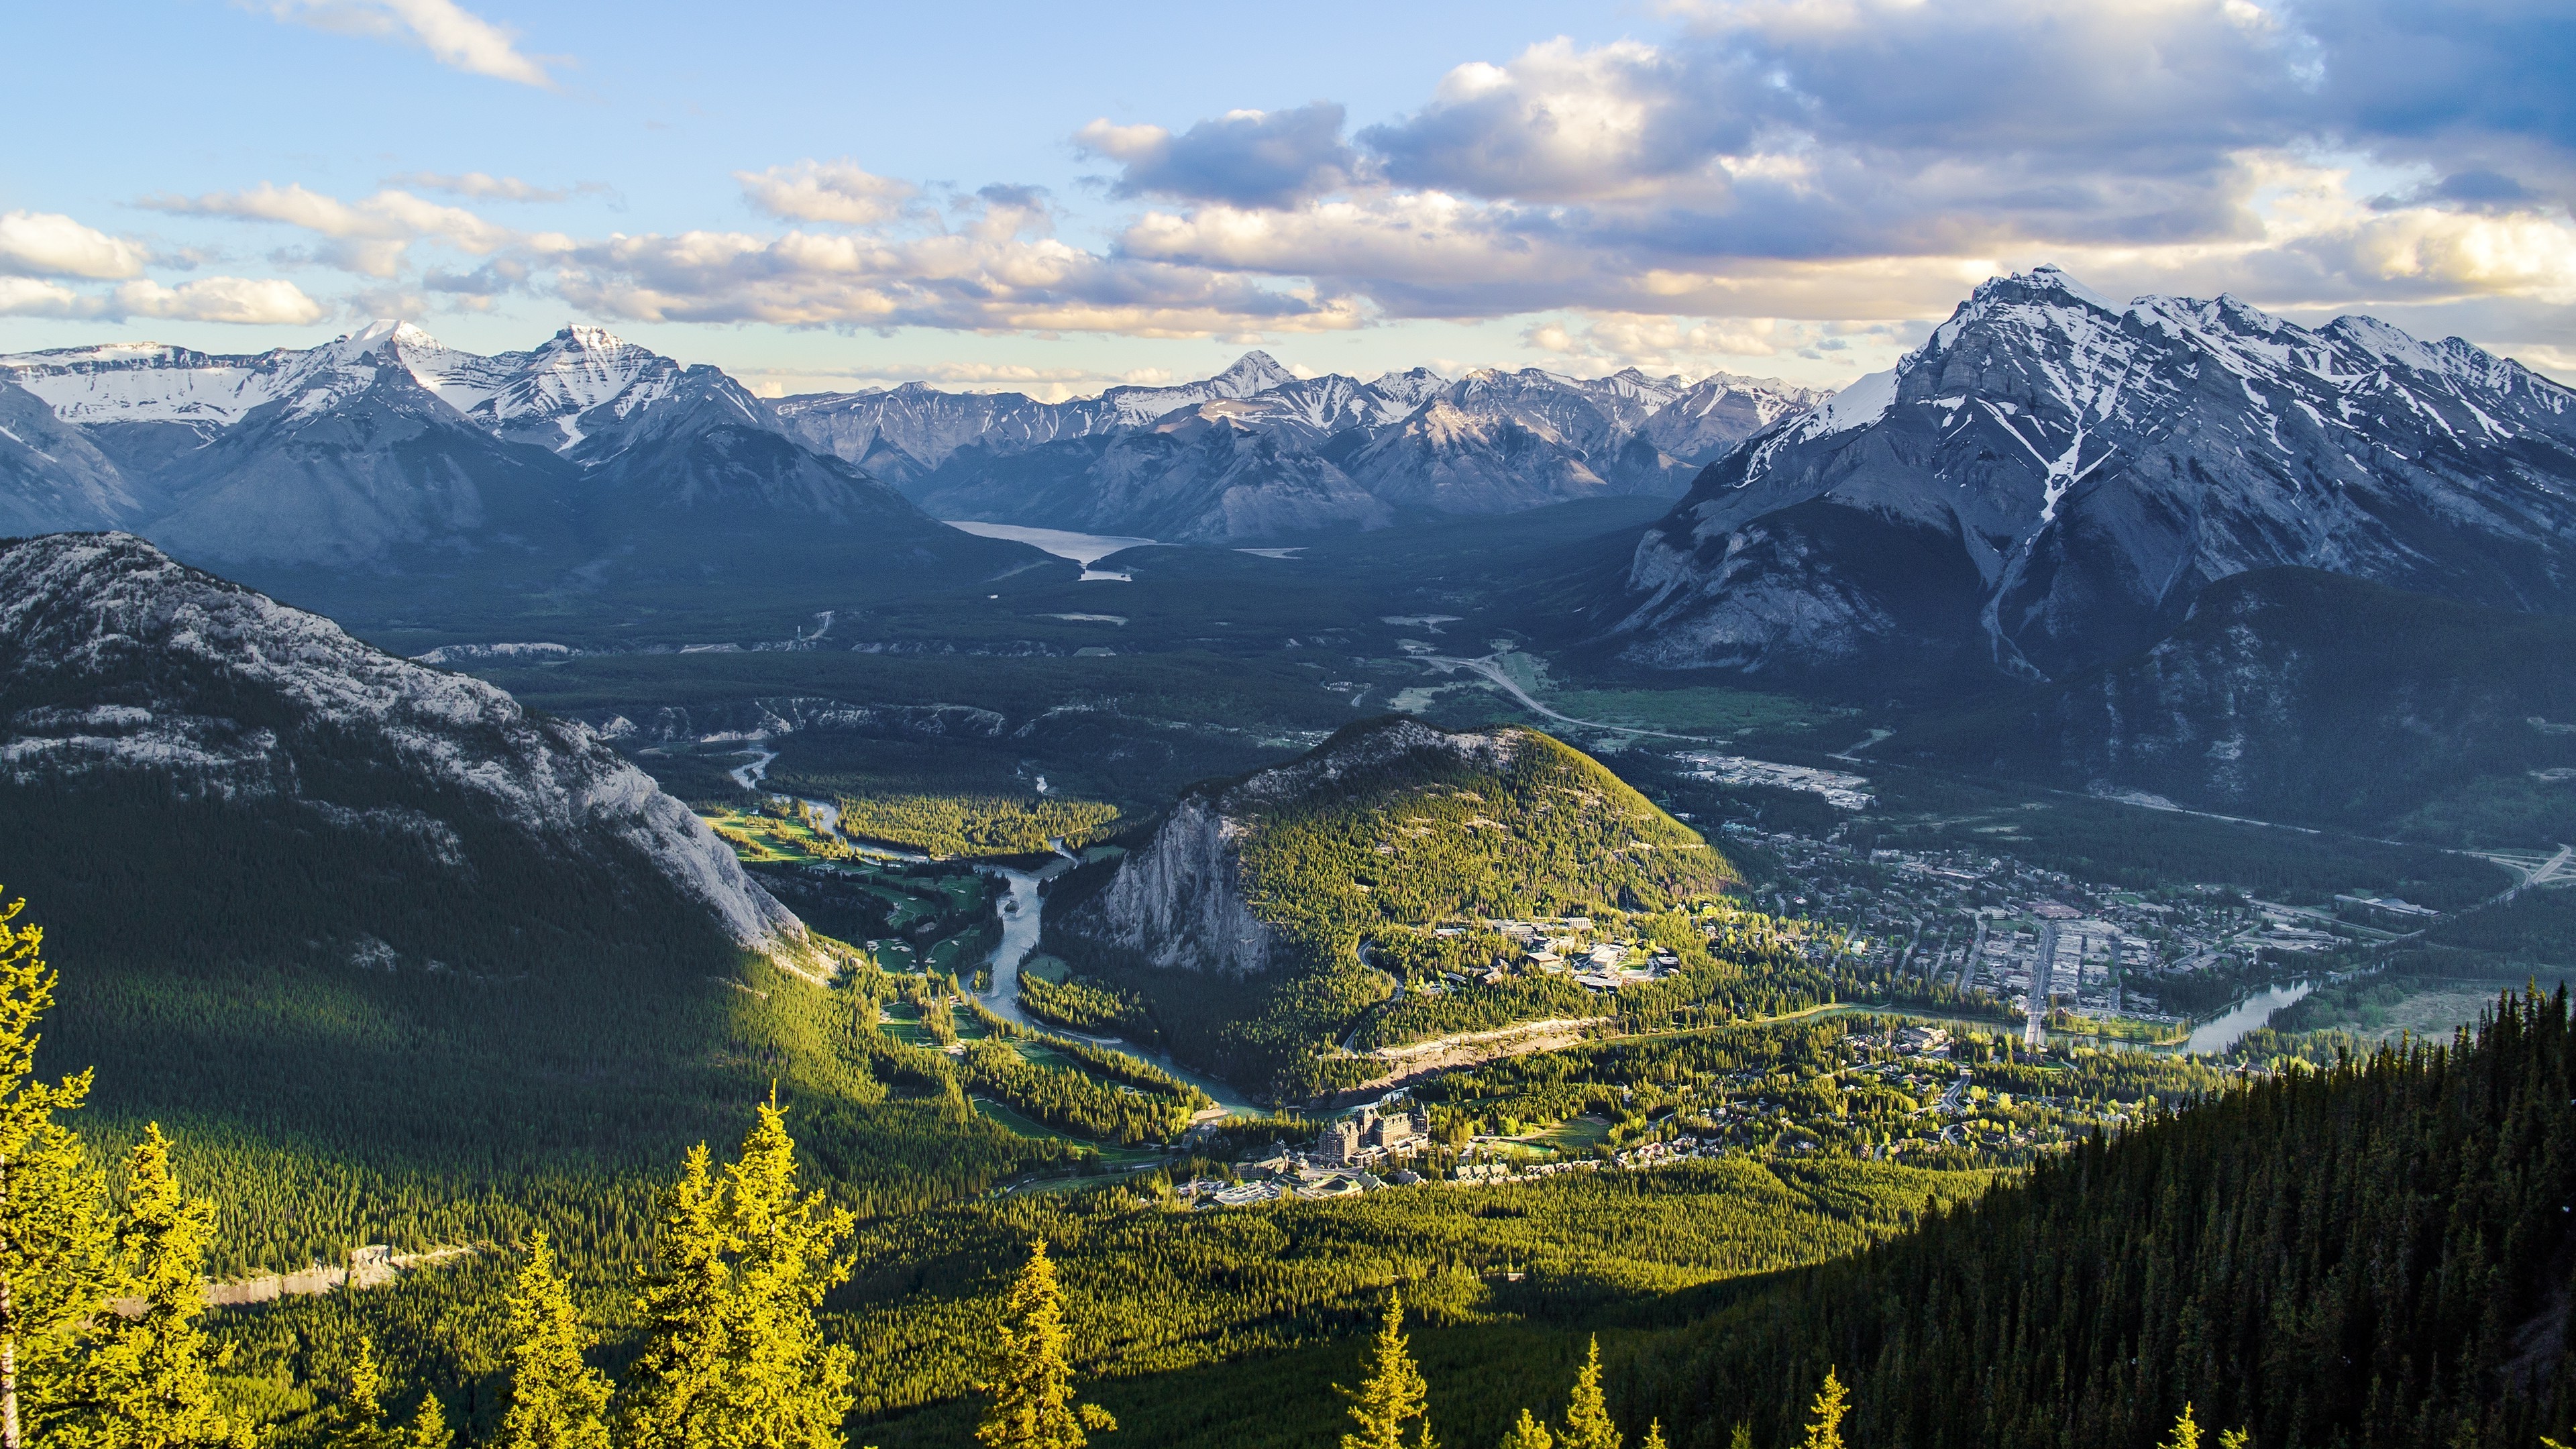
[0, 532, 807, 955]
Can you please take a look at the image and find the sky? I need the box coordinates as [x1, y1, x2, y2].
[4, 0, 2573, 398]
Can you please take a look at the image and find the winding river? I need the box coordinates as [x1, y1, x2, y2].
[972, 861, 1268, 1119]
[729, 743, 1261, 1118]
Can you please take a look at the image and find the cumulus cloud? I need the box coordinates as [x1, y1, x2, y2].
[1077, 103, 1358, 209]
[1077, 0, 2576, 368]
[142, 184, 520, 277]
[0, 211, 151, 280]
[113, 277, 328, 325]
[736, 161, 920, 225]
[0, 274, 325, 324]
[252, 0, 559, 88]
[553, 222, 1362, 337]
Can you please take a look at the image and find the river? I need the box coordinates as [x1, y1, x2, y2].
[942, 522, 1165, 581]
[2184, 981, 2315, 1055]
[971, 860, 1268, 1120]
[730, 747, 1264, 1118]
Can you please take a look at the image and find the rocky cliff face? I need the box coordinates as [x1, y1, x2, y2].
[1615, 266, 2576, 680]
[0, 533, 807, 957]
[1067, 718, 1518, 976]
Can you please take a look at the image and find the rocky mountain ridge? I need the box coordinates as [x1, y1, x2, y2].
[0, 531, 810, 960]
[1612, 266, 2576, 680]
[780, 352, 1825, 543]
[0, 322, 1040, 616]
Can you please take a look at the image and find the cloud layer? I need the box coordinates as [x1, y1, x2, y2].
[21, 1, 2576, 374]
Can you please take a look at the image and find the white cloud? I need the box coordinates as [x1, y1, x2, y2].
[253, 0, 558, 88]
[0, 275, 323, 324]
[387, 171, 570, 203]
[554, 223, 1364, 338]
[0, 278, 89, 317]
[142, 184, 519, 277]
[0, 211, 150, 280]
[735, 162, 920, 226]
[113, 277, 327, 325]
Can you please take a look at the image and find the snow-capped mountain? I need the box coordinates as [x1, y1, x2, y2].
[1614, 266, 2576, 680]
[0, 321, 1040, 606]
[784, 351, 1823, 541]
[0, 531, 811, 960]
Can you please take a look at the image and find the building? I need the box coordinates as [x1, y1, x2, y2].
[1317, 1104, 1432, 1165]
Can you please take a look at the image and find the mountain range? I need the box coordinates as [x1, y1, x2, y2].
[1609, 266, 2576, 682]
[0, 324, 1825, 614]
[0, 321, 1042, 627]
[777, 352, 1826, 543]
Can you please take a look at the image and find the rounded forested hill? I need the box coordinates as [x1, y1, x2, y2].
[1230, 717, 1735, 967]
[1050, 716, 1739, 1095]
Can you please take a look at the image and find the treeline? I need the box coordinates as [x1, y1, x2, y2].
[834, 793, 1120, 857]
[1018, 968, 1148, 1035]
[1615, 989, 2576, 1449]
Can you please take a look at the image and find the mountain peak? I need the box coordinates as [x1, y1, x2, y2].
[551, 323, 635, 354]
[1213, 350, 1296, 394]
[1975, 264, 2121, 315]
[335, 319, 447, 358]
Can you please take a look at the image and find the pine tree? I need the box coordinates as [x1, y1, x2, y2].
[621, 1100, 858, 1449]
[1638, 1424, 1668, 1449]
[1338, 1293, 1434, 1449]
[0, 895, 110, 1449]
[1499, 1409, 1552, 1449]
[500, 1232, 612, 1449]
[1729, 1427, 1753, 1449]
[1798, 1368, 1847, 1449]
[2216, 1430, 2250, 1449]
[1559, 1338, 1618, 1449]
[329, 1337, 396, 1449]
[74, 1123, 239, 1448]
[404, 1396, 453, 1449]
[2159, 1405, 2201, 1449]
[975, 1240, 1116, 1449]
[621, 1144, 729, 1449]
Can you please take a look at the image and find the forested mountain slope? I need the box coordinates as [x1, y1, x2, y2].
[1618, 994, 2576, 1449]
[1046, 717, 1741, 1096]
[0, 535, 1065, 1271]
[1894, 566, 2576, 845]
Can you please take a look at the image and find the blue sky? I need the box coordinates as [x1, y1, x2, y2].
[5, 0, 2573, 396]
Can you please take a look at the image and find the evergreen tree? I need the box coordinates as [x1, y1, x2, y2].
[975, 1240, 1116, 1449]
[404, 1396, 452, 1449]
[1559, 1338, 1619, 1449]
[1499, 1409, 1552, 1449]
[1338, 1293, 1434, 1449]
[74, 1123, 239, 1449]
[1639, 1424, 1668, 1449]
[1797, 1369, 1847, 1449]
[329, 1337, 395, 1449]
[500, 1232, 612, 1449]
[1729, 1427, 1753, 1449]
[622, 1101, 859, 1449]
[2216, 1430, 2251, 1449]
[621, 1145, 728, 1448]
[2159, 1405, 2201, 1449]
[0, 895, 110, 1449]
